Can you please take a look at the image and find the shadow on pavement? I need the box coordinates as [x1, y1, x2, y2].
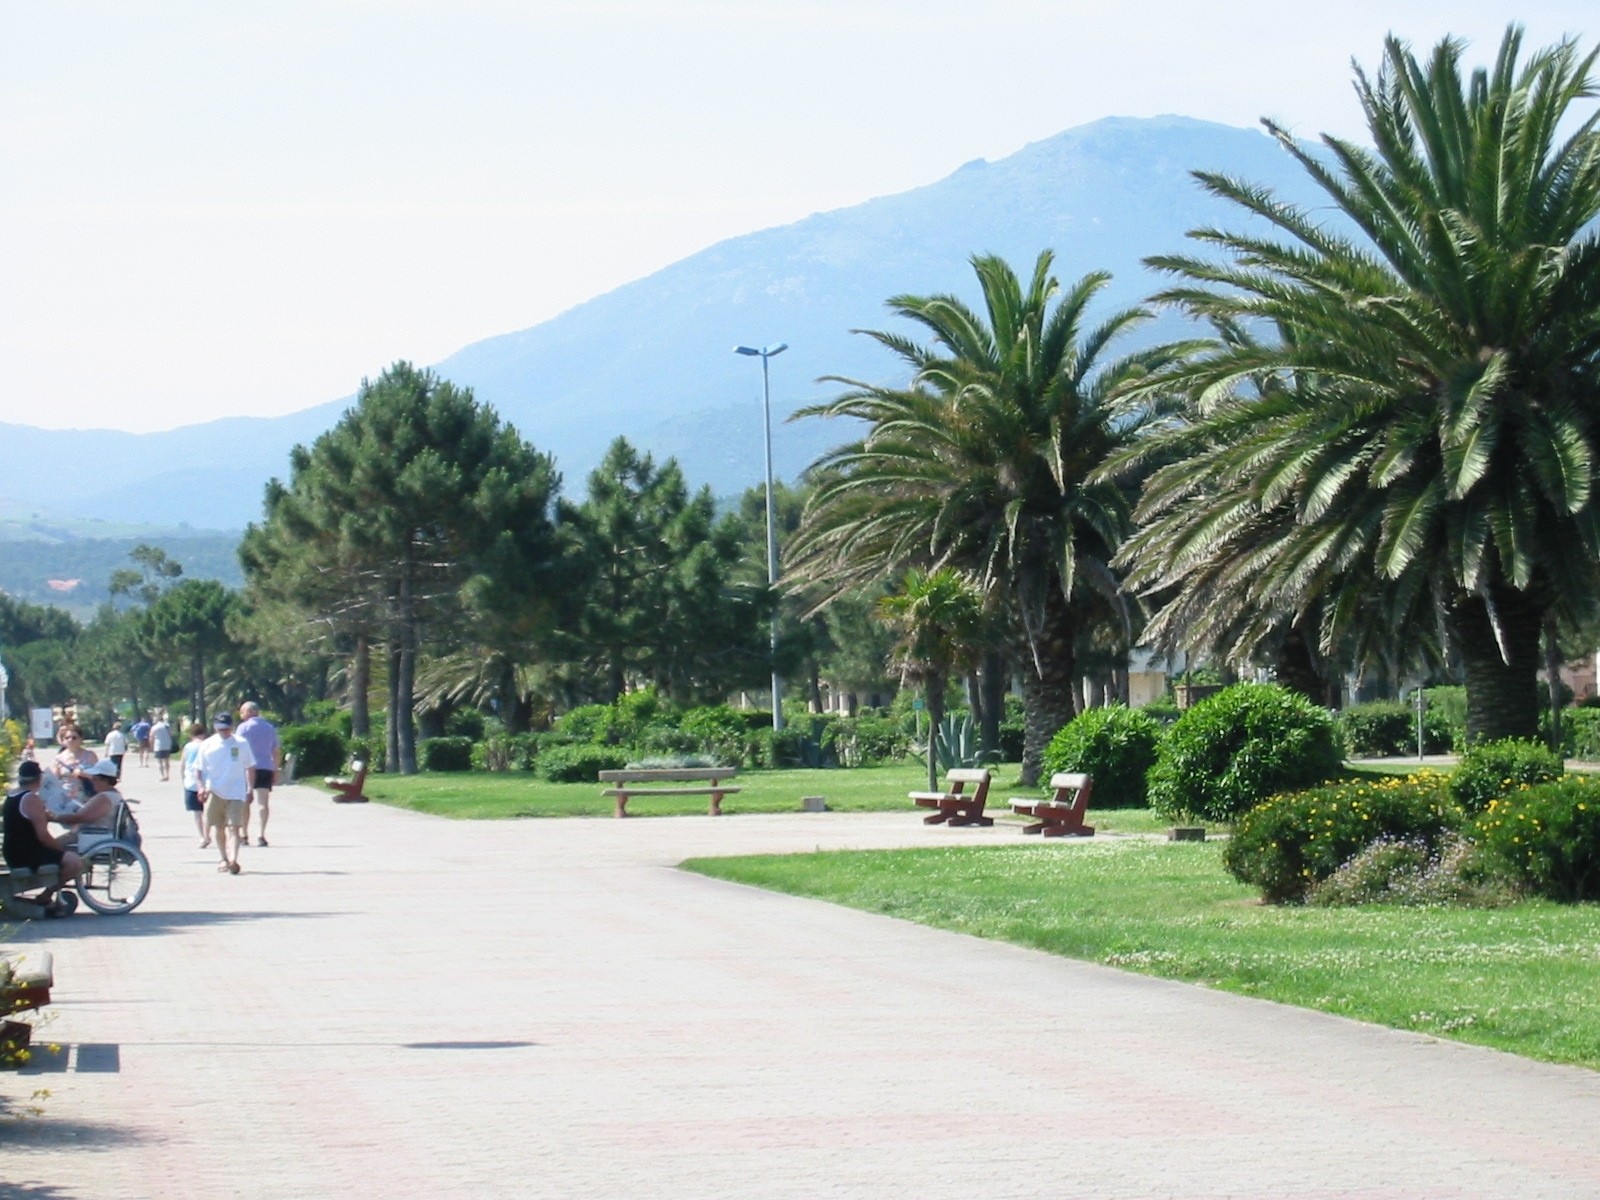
[0, 1115, 145, 1156]
[5, 910, 344, 942]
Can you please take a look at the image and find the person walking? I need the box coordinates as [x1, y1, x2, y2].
[236, 701, 281, 847]
[103, 720, 128, 777]
[151, 714, 175, 781]
[197, 712, 255, 875]
[180, 722, 209, 847]
[130, 714, 152, 768]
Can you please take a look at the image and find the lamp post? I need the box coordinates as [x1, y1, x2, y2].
[734, 342, 788, 731]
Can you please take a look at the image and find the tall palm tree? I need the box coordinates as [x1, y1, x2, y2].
[787, 251, 1161, 783]
[876, 568, 985, 791]
[1122, 27, 1600, 741]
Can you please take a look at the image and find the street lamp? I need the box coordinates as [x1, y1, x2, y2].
[735, 342, 788, 731]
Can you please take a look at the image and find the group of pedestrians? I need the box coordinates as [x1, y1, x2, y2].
[178, 703, 281, 875]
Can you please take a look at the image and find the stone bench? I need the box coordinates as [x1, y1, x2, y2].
[599, 768, 740, 818]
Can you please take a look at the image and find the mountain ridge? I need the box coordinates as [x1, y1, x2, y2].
[1, 115, 1324, 532]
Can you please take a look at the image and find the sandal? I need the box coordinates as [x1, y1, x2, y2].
[228, 861, 241, 875]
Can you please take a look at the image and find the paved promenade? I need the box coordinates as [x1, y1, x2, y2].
[5, 765, 1600, 1199]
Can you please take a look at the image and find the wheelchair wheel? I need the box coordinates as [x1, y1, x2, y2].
[77, 840, 151, 915]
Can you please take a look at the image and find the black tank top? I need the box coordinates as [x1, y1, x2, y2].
[3, 789, 60, 869]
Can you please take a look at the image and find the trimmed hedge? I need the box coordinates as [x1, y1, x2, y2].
[418, 736, 474, 772]
[1040, 705, 1161, 809]
[1224, 773, 1460, 903]
[1448, 738, 1563, 814]
[280, 724, 346, 776]
[1147, 683, 1344, 822]
[536, 743, 630, 783]
[1335, 700, 1453, 757]
[1474, 775, 1600, 901]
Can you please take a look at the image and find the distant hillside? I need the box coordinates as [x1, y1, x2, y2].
[3, 115, 1330, 529]
[0, 533, 244, 619]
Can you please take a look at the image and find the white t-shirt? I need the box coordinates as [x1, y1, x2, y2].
[181, 740, 206, 790]
[197, 733, 257, 801]
[151, 721, 174, 753]
[105, 729, 128, 756]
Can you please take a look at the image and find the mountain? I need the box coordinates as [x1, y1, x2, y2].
[2, 115, 1328, 532]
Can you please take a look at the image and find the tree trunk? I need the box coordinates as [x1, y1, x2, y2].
[1448, 585, 1543, 743]
[396, 559, 418, 774]
[351, 635, 370, 738]
[1273, 620, 1325, 703]
[925, 670, 947, 793]
[385, 642, 401, 772]
[979, 651, 1006, 763]
[1013, 588, 1077, 787]
[1546, 619, 1564, 755]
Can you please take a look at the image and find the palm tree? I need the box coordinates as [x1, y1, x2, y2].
[876, 568, 985, 791]
[1122, 27, 1600, 741]
[787, 251, 1161, 783]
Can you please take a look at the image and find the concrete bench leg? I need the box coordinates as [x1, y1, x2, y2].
[614, 793, 630, 818]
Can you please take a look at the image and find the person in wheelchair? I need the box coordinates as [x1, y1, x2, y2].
[57, 760, 138, 847]
[3, 760, 84, 912]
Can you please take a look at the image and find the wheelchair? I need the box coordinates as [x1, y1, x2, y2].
[2, 798, 151, 918]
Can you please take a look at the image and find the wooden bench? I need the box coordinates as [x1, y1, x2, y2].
[1010, 772, 1095, 837]
[2, 949, 54, 1061]
[1, 863, 63, 918]
[599, 768, 740, 818]
[325, 760, 369, 803]
[910, 767, 994, 827]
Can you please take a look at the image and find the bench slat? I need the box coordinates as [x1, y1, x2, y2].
[601, 787, 742, 797]
[598, 769, 738, 783]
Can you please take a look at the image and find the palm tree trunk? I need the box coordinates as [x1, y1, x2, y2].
[1448, 585, 1543, 743]
[385, 642, 401, 772]
[1013, 589, 1077, 787]
[925, 670, 947, 792]
[1546, 619, 1564, 755]
[1273, 620, 1325, 703]
[979, 651, 1006, 763]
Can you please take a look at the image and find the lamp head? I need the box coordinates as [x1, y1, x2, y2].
[734, 346, 760, 356]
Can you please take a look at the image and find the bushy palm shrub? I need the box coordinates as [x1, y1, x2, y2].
[824, 712, 909, 767]
[1147, 683, 1343, 821]
[1474, 776, 1600, 901]
[1223, 773, 1459, 903]
[1448, 738, 1562, 814]
[1040, 705, 1161, 809]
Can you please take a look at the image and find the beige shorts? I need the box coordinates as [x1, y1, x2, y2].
[204, 795, 247, 829]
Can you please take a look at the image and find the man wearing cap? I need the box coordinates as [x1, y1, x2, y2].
[197, 712, 256, 875]
[3, 760, 83, 913]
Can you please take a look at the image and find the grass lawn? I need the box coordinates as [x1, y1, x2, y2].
[684, 840, 1600, 1069]
[321, 761, 1235, 829]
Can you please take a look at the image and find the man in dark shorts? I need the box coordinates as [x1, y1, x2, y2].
[236, 702, 281, 847]
[3, 760, 83, 912]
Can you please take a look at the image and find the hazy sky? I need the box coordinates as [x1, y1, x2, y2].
[1, 2, 1593, 432]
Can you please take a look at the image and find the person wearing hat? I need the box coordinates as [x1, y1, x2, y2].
[57, 760, 130, 837]
[197, 711, 256, 875]
[3, 760, 84, 912]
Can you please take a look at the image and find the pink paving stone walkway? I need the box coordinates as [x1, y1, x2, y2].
[4, 762, 1600, 1199]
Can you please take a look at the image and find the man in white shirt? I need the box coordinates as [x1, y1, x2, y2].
[150, 716, 175, 782]
[197, 712, 255, 875]
[103, 720, 129, 777]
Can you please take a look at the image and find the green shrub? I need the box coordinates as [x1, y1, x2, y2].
[472, 732, 540, 772]
[1422, 686, 1466, 750]
[1147, 683, 1344, 822]
[1223, 773, 1459, 903]
[418, 736, 474, 772]
[679, 705, 752, 764]
[1335, 700, 1453, 757]
[1448, 738, 1563, 814]
[1306, 833, 1511, 907]
[536, 743, 630, 783]
[552, 704, 613, 743]
[1040, 705, 1161, 809]
[825, 712, 910, 767]
[281, 723, 347, 776]
[1473, 775, 1600, 901]
[1138, 696, 1182, 725]
[1555, 707, 1600, 760]
[998, 695, 1026, 761]
[344, 735, 384, 773]
[445, 709, 487, 741]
